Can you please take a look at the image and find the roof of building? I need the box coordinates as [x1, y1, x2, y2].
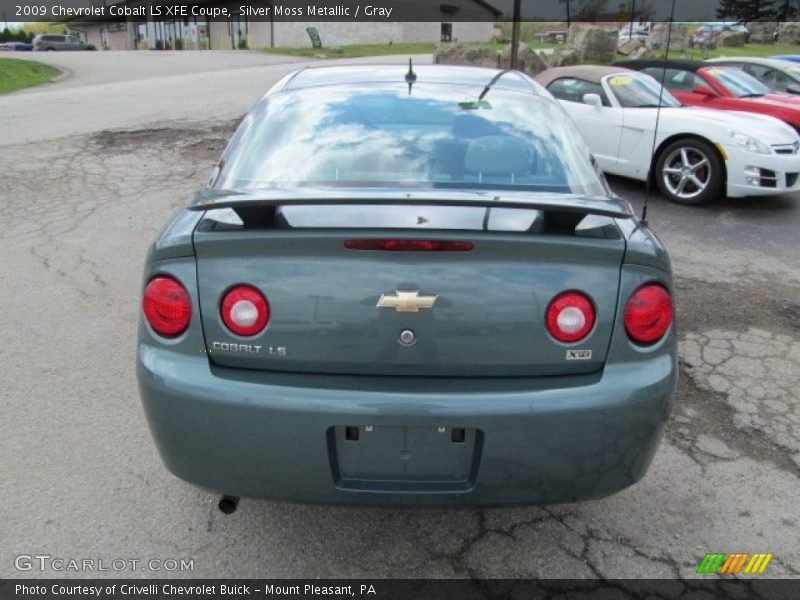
[534, 65, 638, 87]
[472, 0, 502, 17]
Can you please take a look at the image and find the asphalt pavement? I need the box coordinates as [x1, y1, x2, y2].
[1, 51, 799, 581]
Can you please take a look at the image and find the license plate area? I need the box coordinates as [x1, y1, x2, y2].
[328, 425, 483, 493]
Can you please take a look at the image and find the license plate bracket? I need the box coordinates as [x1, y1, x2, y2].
[328, 425, 483, 493]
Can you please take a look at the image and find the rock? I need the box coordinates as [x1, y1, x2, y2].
[777, 22, 800, 45]
[433, 42, 499, 68]
[499, 42, 551, 75]
[628, 46, 653, 60]
[617, 37, 644, 56]
[648, 22, 690, 52]
[747, 20, 776, 44]
[551, 47, 580, 67]
[567, 24, 618, 63]
[718, 31, 748, 47]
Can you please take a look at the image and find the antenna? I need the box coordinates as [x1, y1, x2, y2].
[642, 0, 677, 225]
[405, 58, 417, 95]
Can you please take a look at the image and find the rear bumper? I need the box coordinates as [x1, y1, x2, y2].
[137, 345, 675, 507]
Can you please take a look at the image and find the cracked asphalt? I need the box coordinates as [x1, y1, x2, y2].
[1, 52, 799, 582]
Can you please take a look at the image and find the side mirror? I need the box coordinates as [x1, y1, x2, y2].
[786, 82, 800, 95]
[692, 85, 717, 97]
[582, 93, 603, 108]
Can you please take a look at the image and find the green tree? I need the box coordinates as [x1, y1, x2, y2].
[717, 0, 778, 20]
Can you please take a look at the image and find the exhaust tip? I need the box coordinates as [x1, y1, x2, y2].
[218, 495, 240, 515]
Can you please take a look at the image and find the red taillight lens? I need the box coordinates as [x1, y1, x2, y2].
[142, 275, 191, 337]
[624, 283, 673, 344]
[221, 285, 269, 336]
[344, 239, 474, 251]
[545, 291, 595, 343]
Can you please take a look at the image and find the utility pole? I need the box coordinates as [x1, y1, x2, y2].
[510, 0, 521, 69]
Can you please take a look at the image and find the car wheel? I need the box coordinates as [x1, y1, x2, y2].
[45, 47, 55, 51]
[655, 138, 724, 206]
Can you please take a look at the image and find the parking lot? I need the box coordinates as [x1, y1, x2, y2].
[1, 52, 799, 580]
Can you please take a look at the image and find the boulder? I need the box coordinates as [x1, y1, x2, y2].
[551, 47, 580, 67]
[648, 22, 690, 52]
[617, 37, 645, 56]
[567, 24, 618, 63]
[747, 21, 776, 44]
[433, 43, 499, 68]
[499, 42, 551, 75]
[628, 46, 653, 60]
[777, 22, 800, 45]
[718, 31, 748, 47]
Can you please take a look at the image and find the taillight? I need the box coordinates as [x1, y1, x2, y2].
[545, 291, 595, 343]
[221, 285, 269, 336]
[624, 283, 673, 344]
[142, 275, 192, 337]
[344, 239, 474, 251]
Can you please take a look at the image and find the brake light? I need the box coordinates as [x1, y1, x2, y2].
[344, 239, 474, 251]
[221, 285, 269, 336]
[142, 275, 191, 337]
[545, 291, 595, 343]
[624, 283, 673, 344]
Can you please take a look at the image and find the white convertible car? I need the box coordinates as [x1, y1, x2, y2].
[535, 65, 800, 205]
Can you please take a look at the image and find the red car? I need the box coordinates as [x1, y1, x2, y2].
[617, 59, 800, 133]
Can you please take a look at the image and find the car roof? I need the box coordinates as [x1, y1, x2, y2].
[709, 57, 796, 69]
[534, 65, 638, 87]
[282, 64, 539, 95]
[616, 58, 706, 72]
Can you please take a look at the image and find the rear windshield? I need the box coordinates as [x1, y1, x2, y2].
[212, 83, 605, 196]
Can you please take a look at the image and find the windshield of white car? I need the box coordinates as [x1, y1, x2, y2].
[704, 67, 770, 98]
[606, 74, 682, 108]
[212, 84, 606, 196]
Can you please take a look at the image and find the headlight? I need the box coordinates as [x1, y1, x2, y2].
[730, 131, 771, 155]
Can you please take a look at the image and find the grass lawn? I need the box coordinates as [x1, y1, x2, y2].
[0, 57, 60, 94]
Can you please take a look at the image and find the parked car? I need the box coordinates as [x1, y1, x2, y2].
[617, 59, 800, 133]
[32, 33, 96, 51]
[535, 65, 800, 205]
[0, 42, 33, 51]
[771, 55, 800, 64]
[707, 57, 800, 94]
[618, 25, 650, 43]
[691, 22, 748, 47]
[137, 65, 677, 508]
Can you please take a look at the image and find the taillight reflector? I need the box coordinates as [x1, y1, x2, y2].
[344, 239, 474, 251]
[546, 291, 595, 343]
[221, 285, 270, 336]
[142, 275, 192, 337]
[624, 283, 673, 344]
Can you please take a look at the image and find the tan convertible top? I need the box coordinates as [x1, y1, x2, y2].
[534, 65, 639, 87]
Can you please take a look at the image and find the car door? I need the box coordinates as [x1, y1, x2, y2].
[66, 36, 81, 50]
[546, 77, 623, 172]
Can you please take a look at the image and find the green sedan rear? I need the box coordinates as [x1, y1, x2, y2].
[136, 65, 676, 508]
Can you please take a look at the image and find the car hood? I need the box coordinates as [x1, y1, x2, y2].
[672, 106, 799, 144]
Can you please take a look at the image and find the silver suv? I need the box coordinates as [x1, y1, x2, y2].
[33, 34, 96, 51]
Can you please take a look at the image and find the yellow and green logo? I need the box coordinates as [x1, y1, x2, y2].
[697, 552, 773, 575]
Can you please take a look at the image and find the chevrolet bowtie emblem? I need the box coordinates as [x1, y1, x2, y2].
[377, 290, 438, 313]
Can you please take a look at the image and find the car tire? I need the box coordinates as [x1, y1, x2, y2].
[655, 138, 724, 206]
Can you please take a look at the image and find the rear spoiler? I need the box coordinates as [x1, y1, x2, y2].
[187, 187, 634, 219]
